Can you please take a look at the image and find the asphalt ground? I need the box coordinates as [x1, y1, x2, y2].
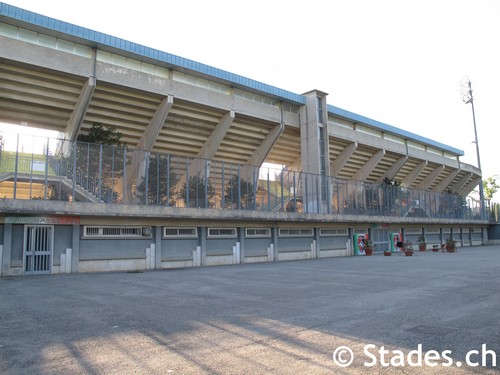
[1, 245, 499, 374]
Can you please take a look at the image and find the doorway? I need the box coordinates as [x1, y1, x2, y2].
[370, 227, 390, 254]
[23, 225, 53, 275]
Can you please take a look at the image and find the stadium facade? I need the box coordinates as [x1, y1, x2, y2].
[0, 3, 491, 276]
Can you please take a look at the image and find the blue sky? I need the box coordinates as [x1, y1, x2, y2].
[3, 0, 500, 198]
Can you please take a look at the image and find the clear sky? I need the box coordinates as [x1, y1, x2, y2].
[3, 0, 500, 199]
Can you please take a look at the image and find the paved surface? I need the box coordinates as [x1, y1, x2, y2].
[1, 246, 499, 374]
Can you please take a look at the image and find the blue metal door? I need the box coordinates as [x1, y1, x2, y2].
[371, 228, 390, 254]
[23, 225, 53, 275]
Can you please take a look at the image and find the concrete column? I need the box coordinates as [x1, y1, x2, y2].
[232, 243, 241, 264]
[155, 226, 162, 269]
[65, 249, 72, 274]
[272, 226, 279, 261]
[238, 227, 246, 263]
[0, 245, 3, 277]
[200, 227, 207, 266]
[2, 223, 12, 276]
[314, 228, 320, 259]
[300, 90, 330, 212]
[482, 227, 488, 245]
[71, 224, 80, 273]
[300, 90, 329, 174]
[193, 247, 201, 267]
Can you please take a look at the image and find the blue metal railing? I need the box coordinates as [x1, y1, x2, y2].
[0, 137, 493, 222]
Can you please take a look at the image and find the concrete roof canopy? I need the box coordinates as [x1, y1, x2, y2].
[0, 3, 480, 197]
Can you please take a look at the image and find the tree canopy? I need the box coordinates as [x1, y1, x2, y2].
[77, 123, 123, 146]
[483, 176, 499, 200]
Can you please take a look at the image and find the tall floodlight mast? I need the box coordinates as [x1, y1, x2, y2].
[460, 78, 485, 217]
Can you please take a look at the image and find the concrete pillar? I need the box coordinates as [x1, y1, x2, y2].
[232, 243, 241, 264]
[314, 228, 320, 258]
[267, 244, 274, 262]
[238, 227, 246, 263]
[300, 90, 330, 212]
[2, 223, 12, 276]
[65, 248, 72, 274]
[300, 90, 329, 174]
[71, 224, 79, 273]
[200, 227, 207, 266]
[0, 245, 3, 277]
[193, 247, 201, 267]
[155, 226, 162, 269]
[272, 226, 279, 261]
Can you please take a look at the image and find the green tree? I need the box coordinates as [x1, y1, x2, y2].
[483, 176, 499, 200]
[381, 177, 401, 212]
[74, 123, 126, 202]
[224, 175, 256, 210]
[136, 154, 177, 206]
[180, 175, 215, 208]
[77, 123, 123, 146]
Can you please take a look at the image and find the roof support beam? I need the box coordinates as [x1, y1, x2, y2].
[451, 172, 473, 194]
[459, 175, 481, 196]
[124, 95, 174, 203]
[241, 122, 284, 181]
[352, 149, 385, 181]
[187, 110, 235, 178]
[402, 160, 427, 188]
[417, 164, 445, 190]
[65, 76, 96, 142]
[377, 155, 408, 183]
[198, 110, 235, 160]
[279, 153, 302, 185]
[331, 142, 357, 177]
[175, 110, 235, 191]
[432, 170, 459, 193]
[137, 95, 174, 151]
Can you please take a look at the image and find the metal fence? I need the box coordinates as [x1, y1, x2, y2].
[0, 133, 492, 221]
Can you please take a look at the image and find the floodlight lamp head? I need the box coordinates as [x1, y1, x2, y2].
[460, 80, 472, 104]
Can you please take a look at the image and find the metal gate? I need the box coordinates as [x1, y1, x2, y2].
[371, 227, 390, 254]
[23, 225, 53, 275]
